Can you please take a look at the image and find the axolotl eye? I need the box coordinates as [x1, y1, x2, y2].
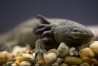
[72, 28, 80, 32]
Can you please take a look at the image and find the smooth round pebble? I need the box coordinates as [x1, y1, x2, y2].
[52, 63, 59, 66]
[89, 41, 98, 55]
[80, 62, 90, 66]
[64, 56, 82, 65]
[48, 49, 57, 54]
[11, 63, 18, 66]
[57, 43, 69, 57]
[79, 47, 95, 58]
[44, 53, 57, 65]
[20, 61, 32, 66]
[22, 53, 35, 62]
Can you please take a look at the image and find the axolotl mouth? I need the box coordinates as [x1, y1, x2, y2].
[69, 32, 94, 40]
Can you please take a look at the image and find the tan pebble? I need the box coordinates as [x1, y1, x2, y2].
[22, 53, 35, 62]
[48, 49, 57, 54]
[20, 61, 32, 66]
[64, 56, 82, 65]
[79, 47, 95, 58]
[81, 57, 98, 64]
[15, 60, 21, 65]
[15, 56, 25, 62]
[44, 53, 57, 65]
[80, 62, 90, 66]
[0, 51, 12, 59]
[11, 45, 29, 55]
[11, 63, 18, 66]
[25, 50, 32, 54]
[89, 41, 98, 55]
[0, 51, 12, 64]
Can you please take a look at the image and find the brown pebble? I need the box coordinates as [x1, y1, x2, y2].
[81, 57, 98, 64]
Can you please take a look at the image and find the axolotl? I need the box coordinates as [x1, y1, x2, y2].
[33, 16, 94, 63]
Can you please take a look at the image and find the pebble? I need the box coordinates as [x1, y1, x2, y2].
[79, 47, 95, 58]
[77, 43, 90, 51]
[64, 56, 82, 65]
[15, 56, 25, 62]
[89, 41, 98, 55]
[60, 63, 68, 66]
[11, 45, 30, 55]
[57, 43, 69, 57]
[81, 57, 98, 64]
[52, 63, 59, 66]
[80, 62, 90, 66]
[0, 51, 12, 64]
[22, 53, 35, 63]
[5, 61, 13, 66]
[48, 49, 57, 54]
[11, 63, 18, 66]
[34, 63, 40, 66]
[69, 47, 78, 56]
[44, 53, 57, 65]
[2, 41, 98, 66]
[14, 60, 20, 65]
[20, 61, 32, 66]
[56, 57, 64, 64]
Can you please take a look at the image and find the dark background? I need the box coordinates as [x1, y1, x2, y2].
[0, 0, 98, 33]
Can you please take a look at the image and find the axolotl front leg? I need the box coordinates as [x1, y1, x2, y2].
[32, 16, 56, 65]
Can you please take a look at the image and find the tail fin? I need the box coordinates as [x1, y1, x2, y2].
[0, 31, 13, 43]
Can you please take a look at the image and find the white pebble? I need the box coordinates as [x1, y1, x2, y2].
[57, 43, 69, 57]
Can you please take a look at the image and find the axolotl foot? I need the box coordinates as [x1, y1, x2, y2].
[32, 39, 47, 65]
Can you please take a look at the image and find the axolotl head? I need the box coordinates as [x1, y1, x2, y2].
[52, 20, 95, 46]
